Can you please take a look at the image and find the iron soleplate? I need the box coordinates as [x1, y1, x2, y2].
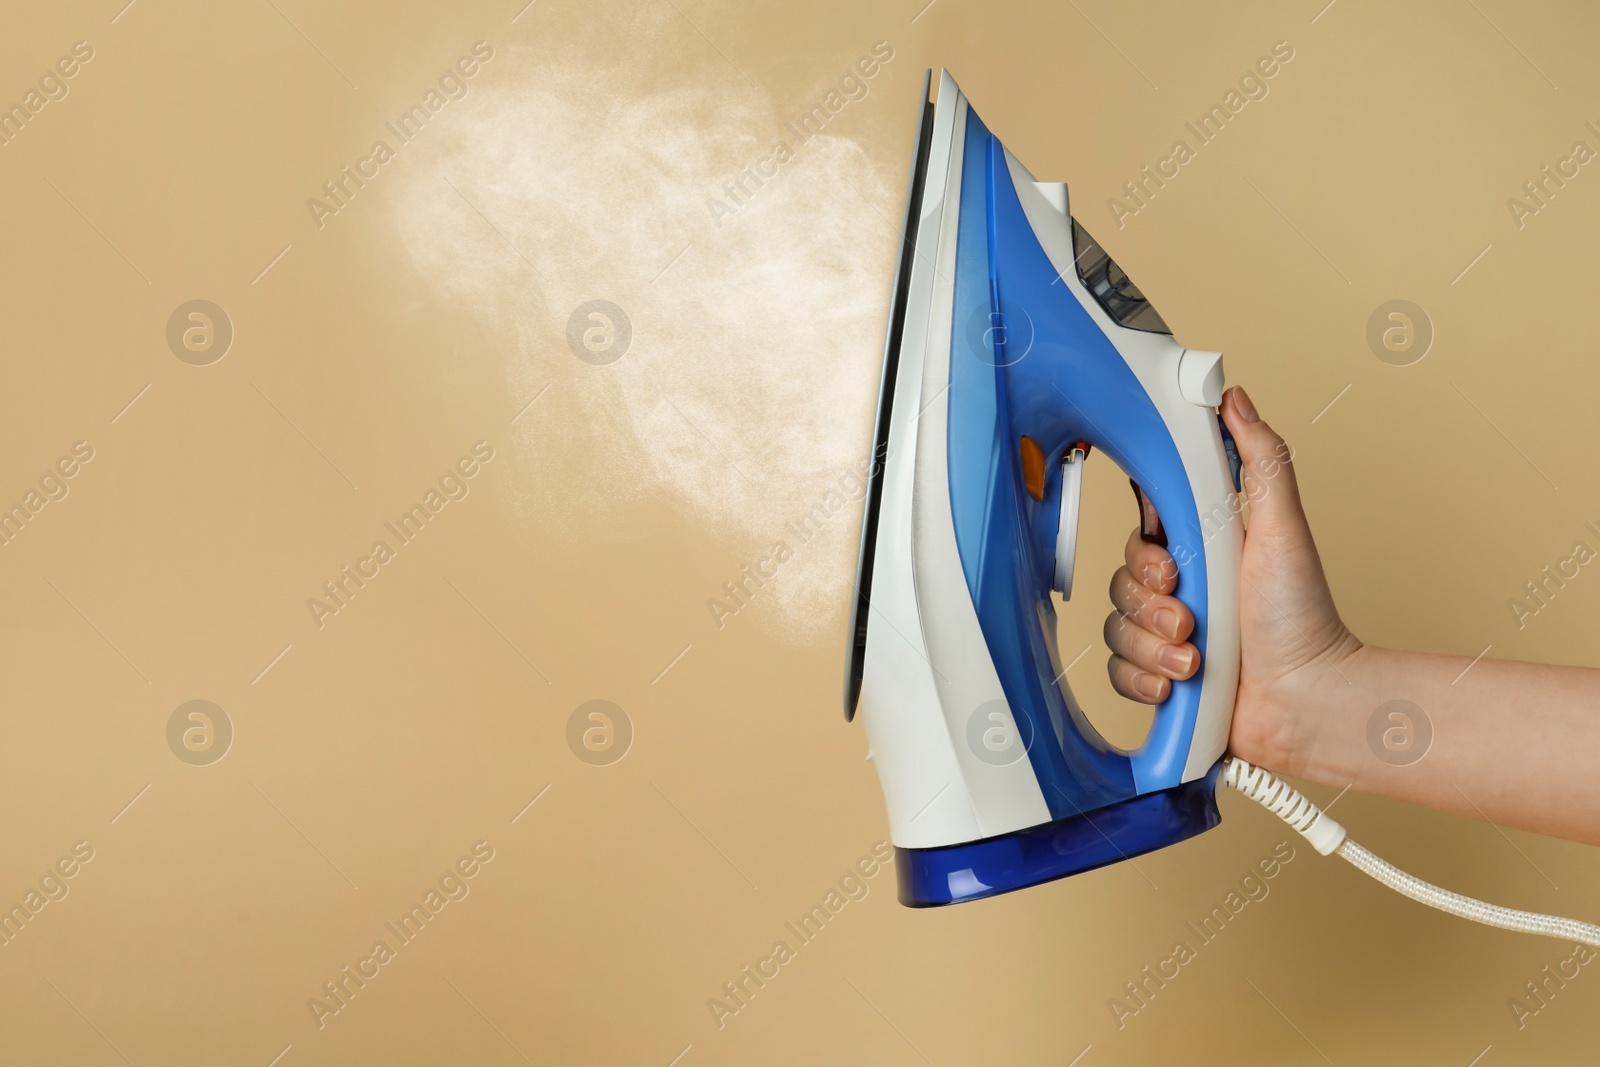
[844, 70, 935, 721]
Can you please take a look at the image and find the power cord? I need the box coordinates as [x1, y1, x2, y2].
[1221, 758, 1600, 948]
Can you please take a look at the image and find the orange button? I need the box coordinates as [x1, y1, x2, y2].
[1019, 437, 1046, 501]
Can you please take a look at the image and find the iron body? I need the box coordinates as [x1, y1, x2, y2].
[846, 71, 1243, 906]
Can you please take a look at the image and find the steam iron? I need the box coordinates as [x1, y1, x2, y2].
[845, 71, 1244, 907]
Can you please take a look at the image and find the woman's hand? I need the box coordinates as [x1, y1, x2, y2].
[1105, 385, 1600, 844]
[1102, 386, 1361, 775]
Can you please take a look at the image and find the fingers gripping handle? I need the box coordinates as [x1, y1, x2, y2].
[1035, 335, 1241, 789]
[1128, 370, 1242, 788]
[1078, 354, 1241, 790]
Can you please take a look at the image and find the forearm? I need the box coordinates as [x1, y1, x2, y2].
[1287, 645, 1600, 844]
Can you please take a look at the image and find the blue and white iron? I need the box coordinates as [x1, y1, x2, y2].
[845, 71, 1245, 907]
[842, 69, 1600, 958]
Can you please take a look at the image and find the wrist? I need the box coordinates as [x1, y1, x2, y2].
[1277, 635, 1380, 785]
[1240, 628, 1371, 784]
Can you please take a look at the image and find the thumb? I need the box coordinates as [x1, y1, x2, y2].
[1220, 386, 1311, 544]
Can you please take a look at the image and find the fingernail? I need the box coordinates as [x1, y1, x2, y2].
[1158, 644, 1194, 675]
[1233, 387, 1259, 423]
[1153, 607, 1179, 639]
[1135, 672, 1166, 701]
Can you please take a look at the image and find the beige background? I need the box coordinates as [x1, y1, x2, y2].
[1, 0, 1598, 1063]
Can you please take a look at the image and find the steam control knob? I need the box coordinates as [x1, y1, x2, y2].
[1053, 445, 1088, 598]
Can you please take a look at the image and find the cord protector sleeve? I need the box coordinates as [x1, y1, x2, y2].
[1222, 758, 1600, 949]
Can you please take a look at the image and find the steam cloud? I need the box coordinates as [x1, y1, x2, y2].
[385, 32, 896, 643]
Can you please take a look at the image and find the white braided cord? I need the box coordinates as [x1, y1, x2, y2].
[1222, 758, 1600, 949]
[1335, 839, 1600, 947]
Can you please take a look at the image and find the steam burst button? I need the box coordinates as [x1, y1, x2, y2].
[1177, 349, 1225, 407]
